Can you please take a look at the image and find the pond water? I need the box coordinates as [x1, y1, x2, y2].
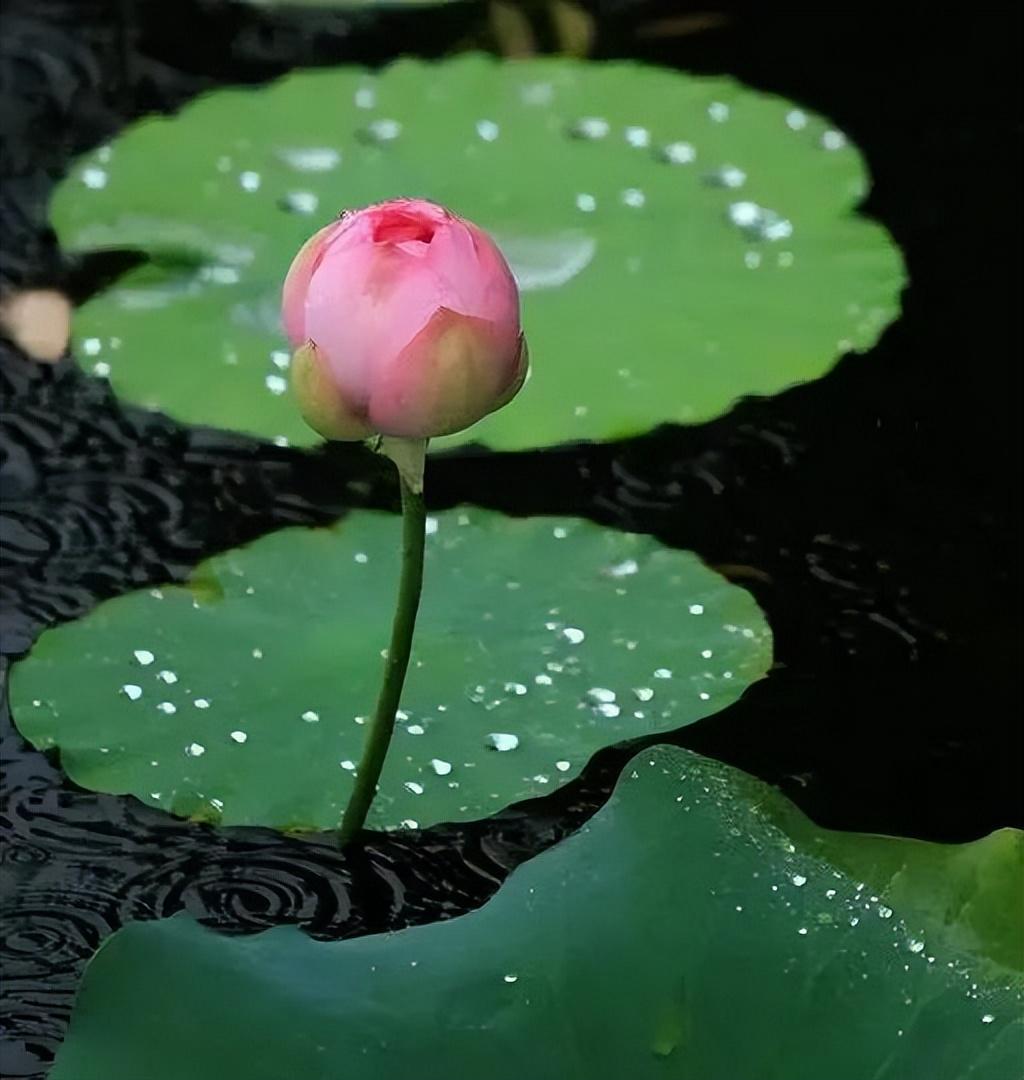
[1, 7, 1020, 1077]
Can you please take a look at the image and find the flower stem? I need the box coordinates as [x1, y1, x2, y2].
[338, 449, 427, 846]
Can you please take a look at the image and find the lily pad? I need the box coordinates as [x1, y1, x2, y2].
[767, 806, 1024, 977]
[9, 510, 771, 831]
[54, 55, 904, 450]
[50, 747, 1023, 1080]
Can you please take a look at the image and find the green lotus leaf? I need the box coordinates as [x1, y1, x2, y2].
[766, 804, 1024, 977]
[9, 510, 771, 830]
[49, 746, 1022, 1080]
[54, 55, 904, 450]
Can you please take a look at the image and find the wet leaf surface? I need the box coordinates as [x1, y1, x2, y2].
[50, 746, 1023, 1080]
[54, 55, 904, 449]
[10, 509, 771, 830]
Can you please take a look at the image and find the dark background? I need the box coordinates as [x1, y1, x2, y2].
[1, 5, 1021, 1077]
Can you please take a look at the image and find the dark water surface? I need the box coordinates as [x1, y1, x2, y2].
[1, 7, 1021, 1076]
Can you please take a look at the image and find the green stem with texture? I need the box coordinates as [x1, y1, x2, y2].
[339, 449, 427, 846]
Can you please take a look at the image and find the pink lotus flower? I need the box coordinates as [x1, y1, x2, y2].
[282, 198, 527, 440]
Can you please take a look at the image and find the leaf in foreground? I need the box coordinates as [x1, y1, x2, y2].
[51, 746, 1022, 1080]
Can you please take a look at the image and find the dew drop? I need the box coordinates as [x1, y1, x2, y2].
[230, 730, 248, 744]
[200, 266, 239, 286]
[238, 171, 261, 192]
[562, 627, 585, 645]
[157, 702, 176, 715]
[430, 759, 453, 776]
[301, 710, 320, 723]
[82, 166, 108, 189]
[404, 781, 424, 795]
[278, 147, 340, 172]
[121, 684, 142, 701]
[555, 760, 571, 772]
[762, 219, 793, 242]
[622, 125, 648, 149]
[703, 165, 747, 189]
[133, 650, 155, 666]
[185, 742, 205, 757]
[586, 687, 616, 704]
[360, 119, 402, 144]
[728, 201, 793, 242]
[487, 733, 519, 752]
[194, 698, 210, 710]
[659, 141, 696, 165]
[279, 191, 319, 215]
[624, 125, 650, 148]
[568, 116, 610, 140]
